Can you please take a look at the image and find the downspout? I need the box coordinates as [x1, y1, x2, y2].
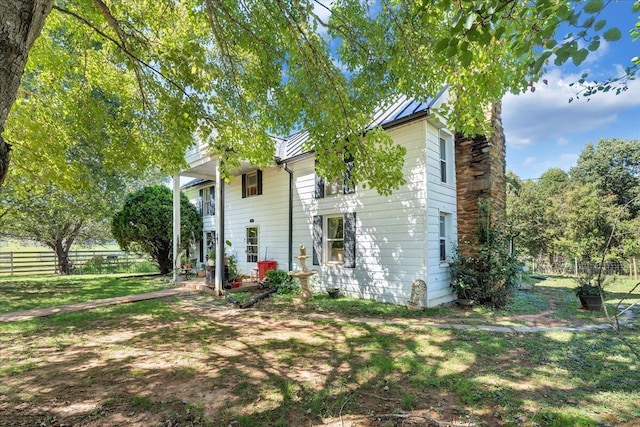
[283, 163, 294, 272]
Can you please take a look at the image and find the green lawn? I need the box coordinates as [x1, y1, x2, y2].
[0, 274, 638, 426]
[0, 274, 173, 314]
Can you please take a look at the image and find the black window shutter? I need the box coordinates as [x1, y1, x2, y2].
[198, 189, 204, 214]
[314, 160, 325, 199]
[257, 170, 263, 195]
[241, 174, 247, 198]
[312, 215, 323, 265]
[344, 212, 356, 268]
[343, 156, 355, 194]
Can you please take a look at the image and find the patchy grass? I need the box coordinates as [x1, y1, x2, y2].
[0, 275, 638, 426]
[0, 287, 638, 426]
[0, 274, 174, 314]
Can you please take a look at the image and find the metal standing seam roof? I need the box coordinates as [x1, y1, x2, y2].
[277, 89, 446, 160]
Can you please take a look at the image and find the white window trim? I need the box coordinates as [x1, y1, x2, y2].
[246, 226, 259, 263]
[439, 211, 452, 265]
[438, 130, 454, 187]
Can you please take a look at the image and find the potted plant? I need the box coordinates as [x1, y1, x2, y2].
[326, 287, 341, 298]
[448, 248, 477, 306]
[574, 282, 604, 311]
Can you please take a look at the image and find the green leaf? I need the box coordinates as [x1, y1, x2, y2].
[633, 1, 640, 13]
[572, 49, 589, 66]
[532, 51, 552, 75]
[594, 19, 606, 31]
[464, 12, 477, 30]
[603, 28, 622, 41]
[435, 38, 450, 52]
[460, 49, 473, 67]
[588, 39, 600, 52]
[583, 0, 604, 14]
[554, 50, 570, 66]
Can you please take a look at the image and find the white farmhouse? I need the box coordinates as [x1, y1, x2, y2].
[175, 91, 506, 308]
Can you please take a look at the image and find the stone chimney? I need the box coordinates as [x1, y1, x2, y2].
[454, 101, 506, 256]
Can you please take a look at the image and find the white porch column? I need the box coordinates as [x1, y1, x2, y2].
[214, 160, 223, 295]
[172, 174, 181, 283]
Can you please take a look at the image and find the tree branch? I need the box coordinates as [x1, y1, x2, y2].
[90, 0, 148, 108]
[51, 5, 192, 101]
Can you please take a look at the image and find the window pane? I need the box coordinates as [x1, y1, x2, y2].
[330, 240, 344, 263]
[326, 179, 343, 196]
[327, 217, 343, 239]
[439, 215, 446, 237]
[440, 240, 446, 261]
[246, 172, 258, 196]
[440, 138, 447, 183]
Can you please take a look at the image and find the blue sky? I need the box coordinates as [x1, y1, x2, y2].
[502, 1, 640, 181]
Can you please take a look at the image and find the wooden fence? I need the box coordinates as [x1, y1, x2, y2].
[0, 250, 155, 276]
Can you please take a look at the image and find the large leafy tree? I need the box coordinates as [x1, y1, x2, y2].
[570, 138, 640, 216]
[506, 172, 551, 258]
[112, 185, 202, 274]
[0, 179, 113, 273]
[1, 0, 637, 195]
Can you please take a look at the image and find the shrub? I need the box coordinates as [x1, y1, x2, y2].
[449, 201, 520, 308]
[129, 260, 159, 274]
[265, 269, 298, 294]
[83, 256, 105, 274]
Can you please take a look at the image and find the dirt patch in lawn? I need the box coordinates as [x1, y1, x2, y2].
[0, 294, 635, 427]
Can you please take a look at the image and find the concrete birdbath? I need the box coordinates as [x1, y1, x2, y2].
[288, 245, 317, 300]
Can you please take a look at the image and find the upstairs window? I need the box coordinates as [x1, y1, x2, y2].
[325, 178, 343, 196]
[199, 185, 215, 216]
[315, 157, 355, 198]
[242, 170, 263, 198]
[439, 137, 447, 183]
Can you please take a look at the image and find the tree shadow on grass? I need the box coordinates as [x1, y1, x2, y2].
[0, 296, 638, 426]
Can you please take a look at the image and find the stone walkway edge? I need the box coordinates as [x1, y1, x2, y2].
[0, 286, 635, 334]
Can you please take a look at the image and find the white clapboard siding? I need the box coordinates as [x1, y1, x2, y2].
[222, 166, 291, 275]
[182, 113, 458, 307]
[284, 118, 457, 306]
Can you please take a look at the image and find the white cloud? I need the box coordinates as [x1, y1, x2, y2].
[512, 152, 579, 180]
[502, 68, 640, 148]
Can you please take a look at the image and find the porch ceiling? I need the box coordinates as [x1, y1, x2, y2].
[181, 158, 260, 180]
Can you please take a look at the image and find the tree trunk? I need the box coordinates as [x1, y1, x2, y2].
[55, 240, 72, 274]
[157, 245, 172, 275]
[0, 0, 53, 186]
